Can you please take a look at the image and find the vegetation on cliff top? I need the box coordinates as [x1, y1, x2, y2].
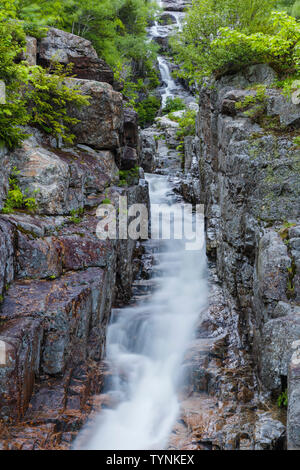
[0, 0, 160, 147]
[171, 0, 300, 86]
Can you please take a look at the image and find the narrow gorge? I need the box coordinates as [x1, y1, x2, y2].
[0, 0, 300, 452]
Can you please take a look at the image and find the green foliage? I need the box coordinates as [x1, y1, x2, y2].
[235, 85, 267, 121]
[69, 207, 84, 224]
[0, 12, 30, 149]
[176, 109, 197, 141]
[276, 0, 300, 18]
[294, 135, 300, 146]
[0, 6, 89, 150]
[27, 62, 90, 144]
[162, 97, 185, 114]
[175, 109, 197, 156]
[172, 0, 300, 85]
[2, 167, 38, 214]
[277, 389, 288, 408]
[210, 12, 300, 77]
[136, 95, 161, 127]
[118, 166, 140, 186]
[101, 198, 112, 205]
[171, 0, 276, 84]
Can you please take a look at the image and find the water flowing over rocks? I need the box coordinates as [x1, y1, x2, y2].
[1, 0, 299, 451]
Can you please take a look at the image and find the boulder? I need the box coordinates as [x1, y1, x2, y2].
[120, 146, 138, 170]
[67, 79, 123, 150]
[0, 318, 43, 419]
[0, 268, 112, 379]
[267, 91, 300, 127]
[37, 28, 114, 84]
[254, 412, 286, 450]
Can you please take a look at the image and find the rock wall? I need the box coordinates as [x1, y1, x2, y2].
[0, 29, 149, 449]
[195, 64, 300, 449]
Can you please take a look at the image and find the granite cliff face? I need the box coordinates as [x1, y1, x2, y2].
[192, 65, 300, 449]
[0, 28, 149, 449]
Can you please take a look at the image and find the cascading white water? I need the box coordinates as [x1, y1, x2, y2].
[74, 0, 206, 451]
[157, 56, 180, 107]
[75, 175, 208, 450]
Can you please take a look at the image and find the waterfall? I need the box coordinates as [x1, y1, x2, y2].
[75, 0, 207, 451]
[76, 176, 208, 450]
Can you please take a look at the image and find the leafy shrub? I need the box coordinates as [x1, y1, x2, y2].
[210, 12, 300, 78]
[69, 207, 84, 224]
[27, 62, 90, 145]
[277, 389, 288, 408]
[136, 95, 161, 127]
[175, 109, 197, 156]
[171, 0, 276, 84]
[0, 17, 30, 149]
[162, 97, 185, 114]
[118, 166, 140, 186]
[2, 167, 38, 214]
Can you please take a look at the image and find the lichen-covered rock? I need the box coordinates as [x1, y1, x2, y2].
[11, 136, 80, 216]
[67, 79, 123, 150]
[259, 315, 300, 391]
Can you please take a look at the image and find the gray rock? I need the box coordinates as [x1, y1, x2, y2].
[267, 91, 300, 127]
[272, 301, 292, 319]
[37, 28, 113, 84]
[260, 316, 300, 391]
[254, 412, 286, 450]
[67, 79, 123, 150]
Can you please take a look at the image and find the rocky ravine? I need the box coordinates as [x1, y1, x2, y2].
[0, 28, 149, 449]
[175, 65, 300, 449]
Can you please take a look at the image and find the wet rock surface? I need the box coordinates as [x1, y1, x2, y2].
[194, 64, 300, 448]
[0, 25, 150, 449]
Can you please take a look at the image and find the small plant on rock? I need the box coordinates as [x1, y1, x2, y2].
[69, 207, 84, 224]
[277, 389, 288, 408]
[2, 167, 38, 214]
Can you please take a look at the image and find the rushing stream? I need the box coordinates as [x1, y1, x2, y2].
[75, 1, 208, 451]
[77, 176, 208, 450]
